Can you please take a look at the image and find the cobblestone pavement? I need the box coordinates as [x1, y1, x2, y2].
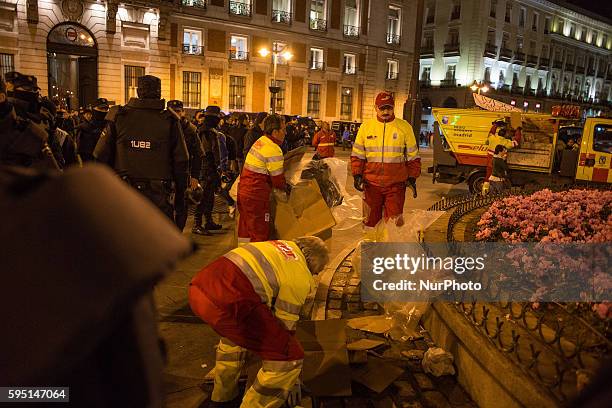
[312, 249, 478, 408]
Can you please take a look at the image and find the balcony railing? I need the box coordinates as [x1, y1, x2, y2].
[513, 51, 525, 63]
[419, 79, 432, 88]
[272, 9, 291, 24]
[343, 66, 356, 75]
[565, 63, 575, 72]
[539, 58, 549, 67]
[229, 50, 249, 61]
[526, 55, 538, 67]
[182, 44, 204, 55]
[484, 43, 497, 58]
[182, 0, 206, 9]
[420, 47, 434, 58]
[310, 18, 327, 32]
[440, 78, 457, 87]
[386, 72, 399, 80]
[443, 43, 460, 56]
[386, 33, 401, 45]
[310, 61, 325, 71]
[229, 1, 251, 17]
[499, 47, 512, 61]
[553, 60, 563, 69]
[343, 25, 359, 39]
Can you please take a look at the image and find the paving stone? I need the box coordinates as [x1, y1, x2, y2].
[400, 402, 424, 408]
[330, 286, 344, 293]
[329, 290, 344, 299]
[328, 299, 342, 310]
[333, 278, 348, 286]
[327, 310, 343, 319]
[364, 302, 379, 310]
[421, 391, 451, 408]
[334, 272, 350, 281]
[346, 302, 362, 313]
[394, 380, 417, 399]
[339, 266, 352, 273]
[413, 373, 434, 391]
[344, 294, 361, 303]
[349, 278, 361, 285]
[402, 350, 425, 360]
[345, 285, 360, 295]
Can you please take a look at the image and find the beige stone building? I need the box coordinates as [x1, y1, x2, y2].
[0, 0, 421, 122]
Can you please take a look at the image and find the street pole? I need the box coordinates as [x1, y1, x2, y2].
[406, 0, 424, 132]
[269, 52, 279, 114]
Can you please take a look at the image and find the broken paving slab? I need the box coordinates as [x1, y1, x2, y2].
[351, 355, 405, 394]
[347, 339, 386, 351]
[347, 315, 394, 334]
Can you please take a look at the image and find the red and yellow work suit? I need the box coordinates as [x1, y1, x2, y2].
[351, 117, 421, 227]
[238, 135, 286, 244]
[189, 240, 315, 407]
[312, 129, 336, 158]
[485, 124, 521, 181]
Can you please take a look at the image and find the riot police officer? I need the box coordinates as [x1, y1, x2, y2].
[77, 98, 109, 162]
[167, 99, 204, 231]
[0, 72, 60, 170]
[94, 75, 189, 226]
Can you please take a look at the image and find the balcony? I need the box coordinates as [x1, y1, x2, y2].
[420, 46, 434, 58]
[229, 1, 251, 17]
[419, 79, 432, 88]
[565, 63, 575, 72]
[343, 66, 357, 75]
[484, 43, 497, 58]
[386, 72, 399, 80]
[513, 51, 525, 63]
[539, 58, 549, 68]
[310, 18, 327, 32]
[182, 0, 206, 9]
[271, 9, 291, 24]
[499, 47, 512, 61]
[310, 61, 325, 71]
[182, 44, 204, 55]
[440, 78, 457, 87]
[443, 43, 460, 57]
[387, 33, 401, 45]
[526, 55, 538, 67]
[229, 50, 249, 61]
[343, 25, 359, 39]
[553, 60, 563, 69]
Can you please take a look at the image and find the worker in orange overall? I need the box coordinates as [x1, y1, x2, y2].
[311, 121, 336, 158]
[351, 92, 421, 232]
[189, 237, 330, 408]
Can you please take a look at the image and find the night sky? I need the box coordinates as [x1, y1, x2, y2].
[562, 0, 612, 20]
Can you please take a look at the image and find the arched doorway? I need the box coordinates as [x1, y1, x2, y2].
[47, 23, 98, 110]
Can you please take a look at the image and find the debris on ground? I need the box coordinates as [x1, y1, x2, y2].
[422, 347, 456, 377]
[347, 315, 394, 334]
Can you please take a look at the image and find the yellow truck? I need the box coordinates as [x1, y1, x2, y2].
[428, 108, 612, 193]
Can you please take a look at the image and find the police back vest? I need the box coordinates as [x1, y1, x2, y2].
[113, 98, 176, 180]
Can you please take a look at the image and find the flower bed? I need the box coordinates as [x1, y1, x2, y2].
[475, 189, 612, 243]
[474, 188, 612, 321]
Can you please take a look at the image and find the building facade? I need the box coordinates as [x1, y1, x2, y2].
[0, 0, 420, 122]
[419, 0, 612, 131]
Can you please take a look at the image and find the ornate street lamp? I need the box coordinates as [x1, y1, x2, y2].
[470, 80, 489, 95]
[259, 45, 292, 113]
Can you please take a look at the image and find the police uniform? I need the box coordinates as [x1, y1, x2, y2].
[0, 72, 60, 170]
[168, 99, 204, 231]
[94, 75, 189, 224]
[77, 98, 109, 162]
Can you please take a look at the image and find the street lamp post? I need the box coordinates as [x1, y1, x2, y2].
[470, 80, 490, 95]
[259, 45, 292, 114]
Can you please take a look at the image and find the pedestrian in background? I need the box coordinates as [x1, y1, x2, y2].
[488, 144, 509, 195]
[243, 112, 267, 158]
[228, 113, 248, 173]
[342, 126, 351, 150]
[312, 121, 336, 158]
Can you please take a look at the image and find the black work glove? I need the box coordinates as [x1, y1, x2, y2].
[407, 177, 417, 198]
[353, 174, 364, 192]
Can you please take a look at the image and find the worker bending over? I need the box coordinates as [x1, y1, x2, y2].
[483, 119, 521, 193]
[189, 237, 330, 408]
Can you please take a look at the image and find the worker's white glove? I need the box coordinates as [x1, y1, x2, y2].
[286, 381, 302, 407]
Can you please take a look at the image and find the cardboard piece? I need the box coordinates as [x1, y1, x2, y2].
[347, 316, 394, 334]
[347, 339, 385, 351]
[296, 320, 352, 397]
[271, 179, 337, 240]
[351, 355, 405, 394]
